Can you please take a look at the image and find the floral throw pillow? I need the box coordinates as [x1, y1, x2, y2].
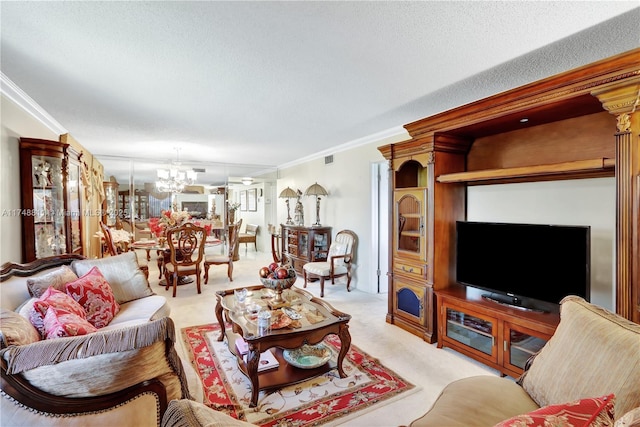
[494, 394, 615, 427]
[65, 266, 120, 328]
[29, 287, 87, 337]
[42, 306, 97, 339]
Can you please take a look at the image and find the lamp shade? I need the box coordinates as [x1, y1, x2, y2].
[304, 183, 328, 197]
[279, 187, 298, 198]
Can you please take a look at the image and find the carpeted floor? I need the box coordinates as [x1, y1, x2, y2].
[140, 248, 499, 426]
[182, 322, 417, 426]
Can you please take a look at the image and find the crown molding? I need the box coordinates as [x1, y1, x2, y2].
[277, 125, 409, 171]
[1, 72, 67, 136]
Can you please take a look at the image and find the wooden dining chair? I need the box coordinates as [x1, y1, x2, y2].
[164, 223, 206, 297]
[100, 221, 149, 279]
[203, 221, 241, 284]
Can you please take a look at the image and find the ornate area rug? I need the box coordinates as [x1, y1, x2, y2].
[181, 323, 416, 426]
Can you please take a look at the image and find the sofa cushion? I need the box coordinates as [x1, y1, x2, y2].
[26, 265, 78, 298]
[30, 287, 87, 336]
[72, 252, 154, 304]
[103, 295, 170, 330]
[409, 376, 539, 427]
[65, 267, 120, 328]
[0, 309, 40, 348]
[42, 306, 98, 339]
[494, 394, 615, 427]
[520, 296, 640, 420]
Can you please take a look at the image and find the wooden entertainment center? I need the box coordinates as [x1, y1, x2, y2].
[378, 48, 640, 360]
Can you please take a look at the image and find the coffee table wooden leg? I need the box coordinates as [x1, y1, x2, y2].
[336, 324, 351, 378]
[246, 349, 260, 407]
[215, 298, 225, 342]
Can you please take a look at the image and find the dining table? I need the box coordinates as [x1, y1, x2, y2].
[130, 236, 223, 286]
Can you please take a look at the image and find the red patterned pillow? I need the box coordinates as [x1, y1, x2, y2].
[65, 267, 120, 328]
[42, 306, 97, 339]
[29, 287, 87, 336]
[494, 394, 615, 427]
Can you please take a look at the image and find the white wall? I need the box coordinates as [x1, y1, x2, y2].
[276, 132, 407, 294]
[467, 178, 615, 310]
[1, 95, 60, 264]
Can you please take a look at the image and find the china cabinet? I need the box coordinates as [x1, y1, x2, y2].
[281, 225, 331, 275]
[118, 189, 149, 220]
[102, 181, 119, 226]
[19, 138, 84, 262]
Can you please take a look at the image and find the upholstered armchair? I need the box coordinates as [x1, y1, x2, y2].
[303, 230, 358, 297]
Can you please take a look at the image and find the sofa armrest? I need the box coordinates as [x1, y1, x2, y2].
[1, 317, 190, 401]
[1, 361, 166, 416]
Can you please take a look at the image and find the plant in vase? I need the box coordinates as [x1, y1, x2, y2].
[149, 209, 192, 243]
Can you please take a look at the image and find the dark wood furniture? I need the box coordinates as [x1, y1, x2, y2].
[204, 222, 240, 284]
[215, 285, 351, 407]
[164, 223, 206, 297]
[281, 225, 331, 275]
[379, 48, 640, 354]
[19, 138, 84, 263]
[118, 188, 149, 220]
[436, 285, 559, 378]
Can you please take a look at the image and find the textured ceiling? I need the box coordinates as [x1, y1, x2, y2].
[1, 2, 639, 186]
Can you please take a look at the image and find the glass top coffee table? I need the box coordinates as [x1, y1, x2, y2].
[215, 285, 351, 407]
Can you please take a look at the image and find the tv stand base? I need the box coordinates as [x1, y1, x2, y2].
[481, 294, 546, 313]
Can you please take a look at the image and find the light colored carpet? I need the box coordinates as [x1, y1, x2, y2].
[140, 247, 499, 426]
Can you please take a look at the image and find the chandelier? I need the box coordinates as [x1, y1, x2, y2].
[156, 148, 197, 193]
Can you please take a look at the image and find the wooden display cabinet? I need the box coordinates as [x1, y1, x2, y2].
[19, 138, 84, 262]
[437, 285, 559, 377]
[380, 138, 468, 343]
[281, 225, 331, 275]
[118, 189, 149, 220]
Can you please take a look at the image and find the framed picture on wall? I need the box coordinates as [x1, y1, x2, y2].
[240, 190, 247, 211]
[248, 188, 257, 211]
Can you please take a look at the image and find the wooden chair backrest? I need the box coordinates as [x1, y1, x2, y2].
[166, 223, 206, 267]
[335, 230, 358, 264]
[227, 222, 241, 257]
[100, 221, 119, 256]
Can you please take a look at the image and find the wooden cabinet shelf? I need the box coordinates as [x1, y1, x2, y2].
[437, 158, 615, 184]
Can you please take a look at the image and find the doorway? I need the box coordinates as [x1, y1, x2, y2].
[370, 161, 390, 294]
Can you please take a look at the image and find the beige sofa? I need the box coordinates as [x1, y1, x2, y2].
[409, 296, 640, 427]
[0, 252, 191, 427]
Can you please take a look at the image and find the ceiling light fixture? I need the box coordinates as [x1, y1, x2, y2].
[242, 177, 254, 186]
[156, 148, 197, 193]
[304, 182, 328, 227]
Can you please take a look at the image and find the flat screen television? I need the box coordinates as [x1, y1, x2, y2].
[455, 221, 590, 312]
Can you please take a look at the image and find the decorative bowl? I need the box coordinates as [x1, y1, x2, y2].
[283, 343, 331, 369]
[259, 267, 296, 307]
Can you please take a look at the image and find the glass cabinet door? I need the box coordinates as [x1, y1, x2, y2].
[32, 155, 67, 259]
[67, 160, 82, 254]
[445, 307, 496, 358]
[505, 323, 549, 371]
[394, 189, 427, 261]
[312, 230, 329, 260]
[299, 232, 309, 258]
